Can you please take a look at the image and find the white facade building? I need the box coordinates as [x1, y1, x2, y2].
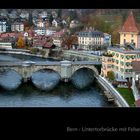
[0, 21, 7, 33]
[78, 29, 104, 50]
[78, 29, 111, 50]
[0, 42, 12, 49]
[34, 27, 46, 35]
[11, 22, 24, 32]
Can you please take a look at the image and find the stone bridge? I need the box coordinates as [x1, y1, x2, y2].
[0, 60, 101, 82]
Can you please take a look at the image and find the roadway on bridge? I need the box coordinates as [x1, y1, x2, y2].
[0, 61, 101, 67]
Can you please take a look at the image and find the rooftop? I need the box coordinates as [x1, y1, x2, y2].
[119, 11, 140, 33]
[78, 30, 104, 37]
[108, 47, 140, 54]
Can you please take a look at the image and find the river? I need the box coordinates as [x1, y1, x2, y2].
[0, 53, 116, 107]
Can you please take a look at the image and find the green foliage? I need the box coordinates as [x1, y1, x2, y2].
[49, 14, 53, 25]
[83, 14, 123, 44]
[69, 10, 78, 20]
[30, 48, 39, 54]
[57, 9, 62, 18]
[40, 50, 46, 56]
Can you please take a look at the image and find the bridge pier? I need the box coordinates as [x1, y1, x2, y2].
[22, 77, 31, 83]
[60, 60, 72, 82]
[61, 78, 69, 82]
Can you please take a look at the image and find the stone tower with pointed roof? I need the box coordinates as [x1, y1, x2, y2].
[119, 11, 140, 49]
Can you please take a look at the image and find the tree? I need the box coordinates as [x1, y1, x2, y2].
[28, 10, 33, 26]
[49, 14, 53, 25]
[62, 35, 78, 49]
[57, 9, 62, 18]
[69, 10, 78, 20]
[107, 71, 115, 81]
[16, 37, 25, 48]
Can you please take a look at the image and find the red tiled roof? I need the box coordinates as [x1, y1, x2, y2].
[119, 11, 140, 33]
[52, 31, 65, 38]
[135, 99, 140, 107]
[132, 61, 140, 72]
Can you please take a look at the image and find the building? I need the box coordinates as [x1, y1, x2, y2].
[101, 53, 113, 77]
[78, 28, 105, 50]
[52, 29, 66, 47]
[11, 22, 24, 32]
[70, 20, 80, 28]
[38, 11, 48, 19]
[34, 27, 46, 35]
[131, 61, 140, 104]
[52, 19, 58, 27]
[46, 29, 56, 36]
[119, 11, 140, 49]
[104, 33, 111, 46]
[36, 18, 45, 28]
[101, 47, 140, 81]
[33, 35, 53, 49]
[0, 21, 7, 33]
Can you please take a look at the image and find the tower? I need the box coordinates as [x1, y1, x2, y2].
[119, 11, 140, 49]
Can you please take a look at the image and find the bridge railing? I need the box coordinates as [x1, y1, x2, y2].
[97, 75, 129, 107]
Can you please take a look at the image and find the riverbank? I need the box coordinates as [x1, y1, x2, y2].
[117, 88, 135, 107]
[96, 75, 129, 107]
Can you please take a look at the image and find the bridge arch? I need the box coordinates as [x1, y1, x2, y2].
[31, 65, 61, 76]
[72, 65, 99, 76]
[31, 68, 61, 78]
[31, 68, 61, 91]
[0, 67, 23, 78]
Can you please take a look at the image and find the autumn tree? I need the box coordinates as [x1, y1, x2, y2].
[107, 71, 115, 81]
[16, 37, 25, 48]
[62, 35, 78, 49]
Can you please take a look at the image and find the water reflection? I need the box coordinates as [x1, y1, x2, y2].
[0, 69, 22, 90]
[71, 68, 95, 89]
[31, 69, 60, 91]
[0, 81, 115, 107]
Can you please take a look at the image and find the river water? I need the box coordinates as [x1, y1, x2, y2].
[0, 53, 116, 107]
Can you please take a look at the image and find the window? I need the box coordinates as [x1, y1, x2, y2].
[125, 69, 132, 72]
[116, 53, 119, 57]
[131, 39, 134, 43]
[124, 39, 126, 44]
[120, 68, 124, 72]
[116, 66, 118, 70]
[126, 55, 130, 60]
[121, 55, 124, 59]
[126, 62, 131, 66]
[131, 55, 136, 59]
[112, 52, 115, 56]
[120, 61, 124, 66]
[116, 60, 119, 64]
[112, 58, 115, 62]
